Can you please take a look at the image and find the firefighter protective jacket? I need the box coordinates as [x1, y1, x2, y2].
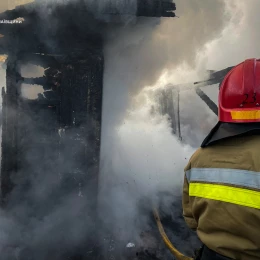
[183, 135, 260, 260]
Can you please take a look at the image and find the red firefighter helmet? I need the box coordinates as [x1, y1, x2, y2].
[219, 58, 260, 123]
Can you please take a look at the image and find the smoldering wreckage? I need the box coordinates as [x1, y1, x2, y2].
[0, 0, 235, 259]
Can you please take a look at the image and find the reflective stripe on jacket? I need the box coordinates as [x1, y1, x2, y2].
[182, 135, 260, 260]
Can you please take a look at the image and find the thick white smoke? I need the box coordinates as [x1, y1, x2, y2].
[99, 0, 260, 255]
[201, 0, 260, 69]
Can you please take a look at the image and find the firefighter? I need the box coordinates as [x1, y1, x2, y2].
[182, 58, 260, 260]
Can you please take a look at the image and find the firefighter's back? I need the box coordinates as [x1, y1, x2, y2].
[185, 134, 260, 260]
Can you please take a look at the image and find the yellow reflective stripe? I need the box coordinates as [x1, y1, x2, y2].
[189, 183, 260, 210]
[231, 110, 260, 120]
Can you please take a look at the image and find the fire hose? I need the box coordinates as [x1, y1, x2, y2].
[153, 208, 194, 260]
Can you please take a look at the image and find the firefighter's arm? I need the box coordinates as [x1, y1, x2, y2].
[182, 174, 198, 230]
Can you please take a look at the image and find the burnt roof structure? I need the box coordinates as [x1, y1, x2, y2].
[0, 1, 176, 259]
[0, 0, 176, 55]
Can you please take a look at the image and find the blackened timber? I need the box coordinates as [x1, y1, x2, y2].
[194, 67, 234, 87]
[59, 51, 103, 189]
[1, 87, 7, 203]
[0, 57, 21, 201]
[0, 0, 176, 55]
[196, 88, 218, 116]
[21, 99, 60, 108]
[137, 0, 176, 17]
[22, 76, 61, 91]
[22, 77, 47, 85]
[157, 89, 177, 135]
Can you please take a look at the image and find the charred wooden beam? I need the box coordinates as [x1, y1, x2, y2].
[196, 88, 218, 116]
[157, 88, 178, 135]
[22, 77, 60, 90]
[0, 56, 21, 201]
[137, 0, 176, 17]
[0, 0, 176, 56]
[194, 66, 234, 87]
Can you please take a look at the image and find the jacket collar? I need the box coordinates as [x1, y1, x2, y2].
[201, 122, 260, 148]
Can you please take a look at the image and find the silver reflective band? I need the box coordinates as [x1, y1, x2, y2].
[185, 168, 260, 190]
